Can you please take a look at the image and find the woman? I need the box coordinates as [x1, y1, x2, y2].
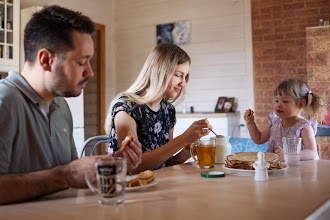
[105, 43, 212, 174]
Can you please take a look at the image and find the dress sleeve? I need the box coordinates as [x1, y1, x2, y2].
[267, 112, 277, 128]
[112, 100, 138, 122]
[294, 118, 318, 136]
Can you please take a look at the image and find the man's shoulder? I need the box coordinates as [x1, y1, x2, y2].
[0, 79, 24, 104]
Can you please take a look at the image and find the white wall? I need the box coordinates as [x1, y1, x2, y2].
[112, 0, 254, 137]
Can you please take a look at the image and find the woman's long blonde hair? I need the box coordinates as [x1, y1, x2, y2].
[104, 43, 191, 134]
[274, 78, 327, 122]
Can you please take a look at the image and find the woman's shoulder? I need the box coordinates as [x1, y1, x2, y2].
[112, 97, 139, 114]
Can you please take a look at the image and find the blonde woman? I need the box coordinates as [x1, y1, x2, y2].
[105, 43, 212, 174]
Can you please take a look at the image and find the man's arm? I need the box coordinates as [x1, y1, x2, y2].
[0, 155, 99, 205]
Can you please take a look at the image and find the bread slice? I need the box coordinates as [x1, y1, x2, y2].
[119, 131, 133, 152]
[244, 109, 254, 122]
[138, 170, 155, 185]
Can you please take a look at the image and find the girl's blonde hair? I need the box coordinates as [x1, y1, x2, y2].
[274, 78, 327, 122]
[104, 43, 191, 134]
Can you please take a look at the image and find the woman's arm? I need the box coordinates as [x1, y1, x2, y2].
[300, 125, 317, 160]
[114, 111, 211, 174]
[165, 129, 191, 166]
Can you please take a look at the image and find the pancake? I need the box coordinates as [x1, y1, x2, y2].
[225, 152, 284, 170]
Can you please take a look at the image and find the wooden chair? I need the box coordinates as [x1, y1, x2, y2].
[80, 135, 111, 158]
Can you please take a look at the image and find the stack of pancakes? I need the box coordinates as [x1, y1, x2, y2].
[225, 152, 285, 170]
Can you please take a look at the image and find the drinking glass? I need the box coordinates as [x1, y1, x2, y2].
[85, 157, 126, 205]
[282, 137, 301, 166]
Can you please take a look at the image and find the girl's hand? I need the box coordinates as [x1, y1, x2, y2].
[274, 145, 285, 162]
[244, 109, 255, 124]
[182, 118, 212, 144]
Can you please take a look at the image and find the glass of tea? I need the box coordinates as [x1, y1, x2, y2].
[190, 138, 215, 168]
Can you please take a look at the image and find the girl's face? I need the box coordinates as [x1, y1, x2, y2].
[273, 94, 304, 119]
[165, 62, 190, 99]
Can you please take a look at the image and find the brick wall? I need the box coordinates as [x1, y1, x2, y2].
[306, 26, 330, 112]
[251, 0, 330, 130]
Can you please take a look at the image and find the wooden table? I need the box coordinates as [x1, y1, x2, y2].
[1, 160, 330, 220]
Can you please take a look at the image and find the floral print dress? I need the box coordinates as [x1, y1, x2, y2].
[266, 112, 318, 153]
[109, 98, 176, 169]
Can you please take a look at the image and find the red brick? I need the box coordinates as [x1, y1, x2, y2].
[264, 34, 285, 41]
[283, 3, 305, 10]
[306, 1, 329, 8]
[320, 8, 330, 14]
[273, 20, 283, 26]
[306, 27, 330, 38]
[275, 53, 296, 61]
[274, 40, 295, 47]
[313, 36, 330, 52]
[307, 52, 328, 66]
[275, 26, 295, 33]
[306, 39, 314, 52]
[314, 66, 330, 80]
[285, 31, 306, 39]
[297, 68, 307, 74]
[253, 35, 263, 42]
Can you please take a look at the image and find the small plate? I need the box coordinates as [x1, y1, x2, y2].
[125, 176, 158, 192]
[222, 164, 288, 176]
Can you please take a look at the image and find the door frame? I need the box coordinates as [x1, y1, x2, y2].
[94, 23, 106, 135]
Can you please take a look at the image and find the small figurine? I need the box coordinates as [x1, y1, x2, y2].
[253, 152, 270, 182]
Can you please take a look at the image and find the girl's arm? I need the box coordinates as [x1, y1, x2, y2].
[114, 111, 210, 174]
[244, 111, 270, 144]
[300, 125, 317, 160]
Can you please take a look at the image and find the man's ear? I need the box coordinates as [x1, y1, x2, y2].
[298, 99, 306, 109]
[38, 49, 54, 71]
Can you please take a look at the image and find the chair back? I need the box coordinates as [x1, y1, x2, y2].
[80, 135, 111, 158]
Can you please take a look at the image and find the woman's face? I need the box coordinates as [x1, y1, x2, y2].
[165, 62, 190, 99]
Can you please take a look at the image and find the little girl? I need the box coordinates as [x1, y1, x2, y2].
[244, 78, 327, 161]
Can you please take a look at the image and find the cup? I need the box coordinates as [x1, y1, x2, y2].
[85, 157, 127, 205]
[190, 138, 215, 168]
[282, 137, 301, 166]
[212, 135, 232, 164]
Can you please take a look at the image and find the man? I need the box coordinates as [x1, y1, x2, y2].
[0, 5, 142, 205]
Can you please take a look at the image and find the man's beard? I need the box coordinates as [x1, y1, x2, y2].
[51, 63, 89, 98]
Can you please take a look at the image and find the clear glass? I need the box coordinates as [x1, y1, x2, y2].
[282, 137, 301, 166]
[190, 138, 215, 168]
[85, 157, 127, 205]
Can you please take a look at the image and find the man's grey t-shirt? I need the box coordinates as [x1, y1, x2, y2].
[0, 71, 77, 174]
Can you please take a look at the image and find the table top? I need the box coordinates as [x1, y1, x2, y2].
[1, 160, 330, 220]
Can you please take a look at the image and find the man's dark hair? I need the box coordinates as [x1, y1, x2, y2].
[24, 5, 95, 64]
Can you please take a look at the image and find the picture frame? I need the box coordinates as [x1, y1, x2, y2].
[324, 21, 329, 26]
[215, 97, 227, 113]
[223, 97, 235, 113]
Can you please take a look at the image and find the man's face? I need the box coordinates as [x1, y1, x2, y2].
[49, 31, 94, 98]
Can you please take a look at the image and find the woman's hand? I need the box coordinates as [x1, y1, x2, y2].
[274, 145, 285, 162]
[114, 137, 142, 171]
[181, 118, 213, 144]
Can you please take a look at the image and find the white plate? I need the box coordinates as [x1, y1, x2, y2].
[125, 176, 158, 192]
[222, 164, 288, 176]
